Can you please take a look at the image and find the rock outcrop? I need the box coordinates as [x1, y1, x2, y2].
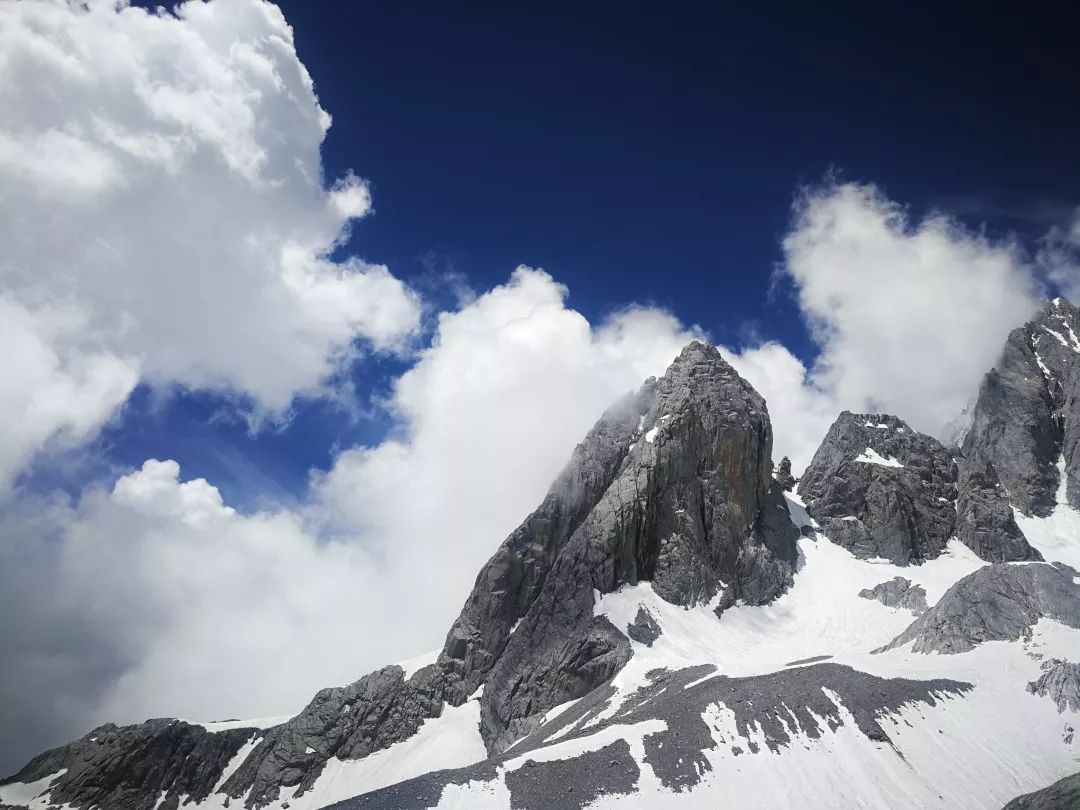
[955, 458, 1042, 562]
[775, 456, 796, 491]
[1027, 658, 1080, 713]
[797, 410, 1041, 564]
[963, 298, 1080, 517]
[877, 562, 1080, 654]
[797, 412, 959, 564]
[858, 577, 928, 615]
[1003, 771, 1080, 809]
[0, 720, 260, 810]
[625, 606, 662, 646]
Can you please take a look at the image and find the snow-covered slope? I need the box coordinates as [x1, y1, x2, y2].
[319, 493, 1079, 809]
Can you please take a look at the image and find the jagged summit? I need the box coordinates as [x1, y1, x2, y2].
[964, 296, 1080, 517]
[797, 411, 959, 564]
[445, 339, 798, 752]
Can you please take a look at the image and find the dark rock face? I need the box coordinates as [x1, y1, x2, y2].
[327, 663, 972, 810]
[625, 606, 662, 646]
[955, 458, 1043, 562]
[1027, 659, 1080, 713]
[796, 410, 1041, 564]
[775, 456, 796, 491]
[503, 740, 640, 810]
[859, 577, 928, 615]
[878, 562, 1080, 654]
[0, 719, 260, 810]
[797, 412, 959, 564]
[221, 665, 445, 807]
[1003, 771, 1080, 809]
[473, 342, 798, 753]
[963, 298, 1080, 518]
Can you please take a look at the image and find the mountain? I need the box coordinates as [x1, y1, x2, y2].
[3, 316, 1080, 809]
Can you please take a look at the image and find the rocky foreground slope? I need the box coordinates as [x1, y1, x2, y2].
[4, 305, 1080, 809]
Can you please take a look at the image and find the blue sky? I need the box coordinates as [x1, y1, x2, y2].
[2, 0, 1079, 773]
[68, 1, 1080, 509]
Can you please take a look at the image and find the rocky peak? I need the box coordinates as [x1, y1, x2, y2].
[796, 411, 958, 564]
[797, 410, 1040, 565]
[964, 296, 1080, 516]
[9, 341, 798, 810]
[458, 341, 798, 751]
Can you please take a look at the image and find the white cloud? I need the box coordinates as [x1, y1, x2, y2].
[0, 0, 422, 490]
[730, 181, 1045, 471]
[0, 267, 701, 769]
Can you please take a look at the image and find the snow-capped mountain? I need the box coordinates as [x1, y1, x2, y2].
[4, 303, 1080, 810]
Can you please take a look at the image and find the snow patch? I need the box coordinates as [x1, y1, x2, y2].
[854, 447, 904, 468]
[1014, 457, 1080, 570]
[259, 696, 487, 809]
[1042, 326, 1071, 350]
[214, 734, 262, 792]
[0, 769, 67, 809]
[190, 714, 295, 732]
[645, 427, 659, 443]
[1055, 314, 1080, 353]
[396, 649, 438, 680]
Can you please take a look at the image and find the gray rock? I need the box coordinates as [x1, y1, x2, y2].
[0, 720, 260, 810]
[775, 456, 796, 491]
[1002, 771, 1080, 809]
[963, 298, 1080, 518]
[877, 562, 1080, 654]
[785, 655, 833, 666]
[221, 665, 446, 807]
[955, 458, 1042, 562]
[475, 342, 798, 753]
[1027, 659, 1080, 713]
[625, 606, 662, 646]
[502, 740, 640, 810]
[798, 409, 1041, 564]
[859, 577, 928, 615]
[797, 412, 958, 564]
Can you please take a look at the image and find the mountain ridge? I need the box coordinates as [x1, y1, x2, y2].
[4, 309, 1080, 810]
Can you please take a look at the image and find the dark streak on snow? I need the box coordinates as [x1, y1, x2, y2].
[327, 663, 971, 810]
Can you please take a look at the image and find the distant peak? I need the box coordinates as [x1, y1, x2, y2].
[1041, 295, 1076, 315]
[675, 339, 717, 359]
[836, 411, 913, 432]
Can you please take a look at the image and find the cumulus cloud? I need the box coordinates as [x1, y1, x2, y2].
[0, 0, 421, 490]
[0, 267, 702, 771]
[726, 181, 1046, 471]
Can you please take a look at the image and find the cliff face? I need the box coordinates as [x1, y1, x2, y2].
[797, 412, 959, 564]
[460, 342, 798, 752]
[963, 298, 1080, 517]
[798, 409, 1041, 565]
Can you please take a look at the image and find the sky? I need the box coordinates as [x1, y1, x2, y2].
[0, 0, 1078, 775]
